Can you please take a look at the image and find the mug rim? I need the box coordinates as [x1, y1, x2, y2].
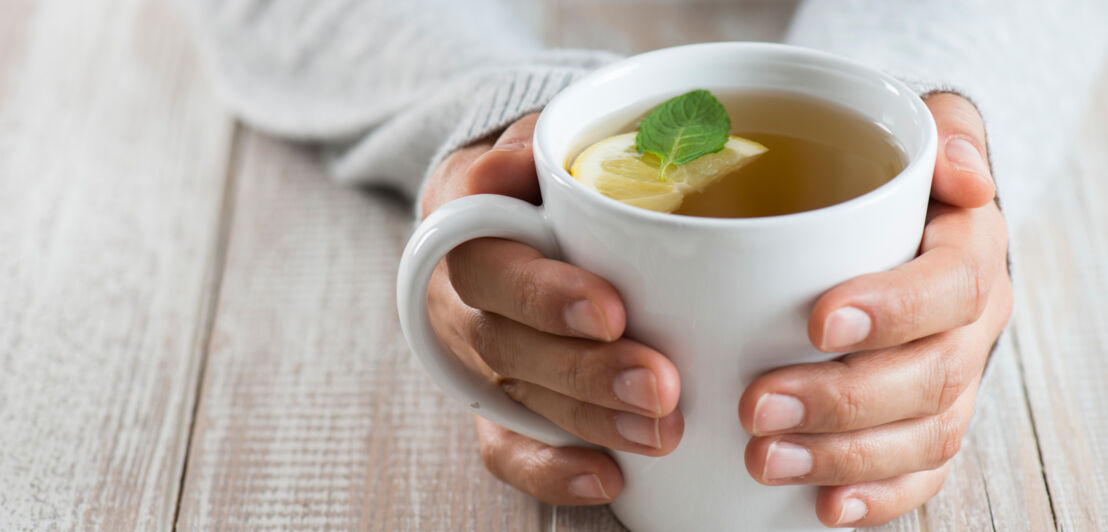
[533, 42, 938, 228]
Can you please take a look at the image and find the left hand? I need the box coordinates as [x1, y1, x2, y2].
[737, 93, 1013, 527]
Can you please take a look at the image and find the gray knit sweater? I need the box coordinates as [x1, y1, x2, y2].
[183, 1, 1108, 228]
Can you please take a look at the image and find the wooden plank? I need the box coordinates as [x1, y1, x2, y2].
[0, 0, 234, 529]
[1010, 62, 1108, 532]
[174, 132, 543, 530]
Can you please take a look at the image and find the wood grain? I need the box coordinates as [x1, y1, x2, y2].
[0, 0, 233, 529]
[174, 132, 543, 531]
[1009, 63, 1108, 531]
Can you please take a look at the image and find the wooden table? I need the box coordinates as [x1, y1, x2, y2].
[2, 1, 1105, 530]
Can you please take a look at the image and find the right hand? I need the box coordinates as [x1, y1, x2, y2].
[421, 113, 684, 505]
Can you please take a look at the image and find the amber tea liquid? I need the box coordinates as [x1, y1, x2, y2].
[580, 90, 908, 218]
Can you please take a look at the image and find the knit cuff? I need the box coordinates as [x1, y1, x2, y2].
[415, 59, 618, 219]
[897, 80, 1011, 386]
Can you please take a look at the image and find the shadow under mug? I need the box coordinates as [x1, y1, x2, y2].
[398, 42, 937, 532]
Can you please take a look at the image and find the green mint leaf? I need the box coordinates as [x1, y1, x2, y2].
[635, 89, 731, 181]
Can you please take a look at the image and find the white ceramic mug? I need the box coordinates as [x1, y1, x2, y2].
[397, 42, 936, 532]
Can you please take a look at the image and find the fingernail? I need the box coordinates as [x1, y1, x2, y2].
[615, 413, 661, 449]
[753, 393, 805, 434]
[501, 380, 519, 399]
[946, 136, 991, 181]
[494, 141, 527, 152]
[763, 441, 812, 480]
[613, 368, 661, 414]
[564, 300, 611, 341]
[822, 306, 872, 350]
[568, 473, 610, 500]
[836, 497, 868, 525]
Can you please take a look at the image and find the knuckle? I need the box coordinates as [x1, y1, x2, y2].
[962, 259, 991, 323]
[928, 346, 969, 415]
[446, 251, 481, 307]
[568, 401, 595, 439]
[467, 313, 513, 376]
[940, 434, 964, 466]
[519, 448, 556, 497]
[888, 280, 924, 333]
[560, 349, 591, 400]
[829, 382, 866, 430]
[833, 437, 874, 482]
[929, 414, 964, 467]
[512, 263, 549, 323]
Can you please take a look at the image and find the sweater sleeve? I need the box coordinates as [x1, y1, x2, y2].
[785, 0, 1108, 229]
[180, 0, 619, 201]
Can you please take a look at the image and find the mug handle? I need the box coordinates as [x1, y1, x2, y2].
[397, 194, 586, 447]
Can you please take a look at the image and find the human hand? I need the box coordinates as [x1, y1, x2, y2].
[421, 113, 684, 505]
[737, 93, 1013, 527]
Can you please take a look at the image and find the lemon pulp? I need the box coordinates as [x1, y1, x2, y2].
[570, 132, 767, 213]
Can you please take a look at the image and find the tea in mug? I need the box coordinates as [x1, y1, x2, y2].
[570, 90, 907, 218]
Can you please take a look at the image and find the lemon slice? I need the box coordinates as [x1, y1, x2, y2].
[570, 132, 767, 213]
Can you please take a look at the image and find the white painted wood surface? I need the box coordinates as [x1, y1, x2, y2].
[1007, 64, 1108, 532]
[0, 1, 1106, 531]
[0, 0, 233, 529]
[173, 132, 544, 531]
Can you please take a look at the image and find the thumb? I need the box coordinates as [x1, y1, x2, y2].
[465, 112, 542, 203]
[924, 93, 995, 208]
